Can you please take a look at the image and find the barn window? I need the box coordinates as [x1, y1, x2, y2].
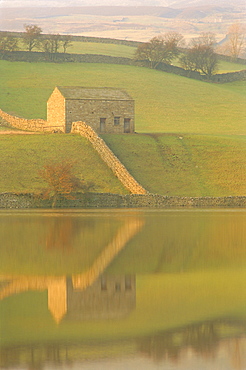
[114, 117, 120, 125]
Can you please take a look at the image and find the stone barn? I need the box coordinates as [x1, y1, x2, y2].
[47, 86, 135, 134]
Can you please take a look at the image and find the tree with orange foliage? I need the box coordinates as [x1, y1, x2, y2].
[39, 160, 93, 208]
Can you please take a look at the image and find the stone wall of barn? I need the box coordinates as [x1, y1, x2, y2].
[65, 99, 134, 134]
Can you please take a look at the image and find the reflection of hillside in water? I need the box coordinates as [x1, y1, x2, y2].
[0, 216, 142, 322]
[1, 322, 245, 370]
[1, 210, 246, 275]
[1, 211, 246, 369]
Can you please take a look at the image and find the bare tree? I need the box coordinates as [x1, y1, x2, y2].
[40, 34, 61, 53]
[0, 33, 19, 53]
[225, 23, 245, 59]
[191, 32, 217, 48]
[180, 33, 218, 78]
[135, 32, 183, 69]
[62, 35, 73, 53]
[22, 24, 42, 51]
[49, 34, 61, 53]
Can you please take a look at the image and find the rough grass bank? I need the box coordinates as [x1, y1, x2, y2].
[0, 133, 245, 198]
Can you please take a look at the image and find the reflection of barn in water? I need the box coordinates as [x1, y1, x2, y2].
[66, 274, 136, 320]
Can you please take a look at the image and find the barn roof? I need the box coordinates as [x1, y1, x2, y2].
[56, 86, 133, 101]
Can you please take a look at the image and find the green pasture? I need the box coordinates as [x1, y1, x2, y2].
[18, 39, 136, 58]
[65, 41, 246, 73]
[68, 41, 136, 58]
[19, 38, 246, 72]
[0, 134, 126, 194]
[0, 60, 245, 135]
[173, 56, 246, 73]
[216, 59, 246, 73]
[0, 133, 245, 196]
[102, 133, 246, 196]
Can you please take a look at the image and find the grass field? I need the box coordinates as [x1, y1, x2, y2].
[62, 41, 246, 73]
[69, 41, 136, 58]
[0, 132, 245, 196]
[0, 134, 127, 194]
[18, 38, 246, 72]
[102, 133, 246, 196]
[0, 57, 245, 197]
[0, 60, 245, 135]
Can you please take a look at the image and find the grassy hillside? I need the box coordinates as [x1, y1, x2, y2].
[0, 133, 245, 196]
[12, 34, 245, 72]
[0, 134, 127, 194]
[0, 58, 245, 197]
[0, 60, 245, 135]
[102, 133, 246, 196]
[68, 41, 136, 58]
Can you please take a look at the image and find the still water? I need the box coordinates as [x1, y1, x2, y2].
[0, 209, 246, 370]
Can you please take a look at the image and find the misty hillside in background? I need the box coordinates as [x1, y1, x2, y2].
[1, 3, 245, 42]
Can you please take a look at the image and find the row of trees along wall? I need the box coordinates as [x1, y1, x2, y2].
[71, 121, 147, 195]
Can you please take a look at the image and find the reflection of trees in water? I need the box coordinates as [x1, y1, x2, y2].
[45, 217, 94, 252]
[183, 322, 219, 358]
[1, 329, 246, 370]
[138, 320, 245, 365]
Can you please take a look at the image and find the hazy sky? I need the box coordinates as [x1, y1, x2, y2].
[0, 0, 165, 7]
[1, 0, 243, 7]
[2, 0, 163, 6]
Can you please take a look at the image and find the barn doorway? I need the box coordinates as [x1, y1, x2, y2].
[100, 118, 106, 132]
[124, 118, 131, 133]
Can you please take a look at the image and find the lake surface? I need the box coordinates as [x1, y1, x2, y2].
[0, 209, 246, 370]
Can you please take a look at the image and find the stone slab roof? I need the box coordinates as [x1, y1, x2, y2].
[56, 86, 133, 101]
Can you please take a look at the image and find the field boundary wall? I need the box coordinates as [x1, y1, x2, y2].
[71, 121, 147, 195]
[0, 192, 245, 209]
[0, 109, 59, 132]
[1, 49, 245, 83]
[1, 50, 245, 83]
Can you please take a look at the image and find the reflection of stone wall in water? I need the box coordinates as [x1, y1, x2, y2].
[66, 275, 136, 320]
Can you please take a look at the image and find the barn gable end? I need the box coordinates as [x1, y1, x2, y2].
[47, 87, 66, 132]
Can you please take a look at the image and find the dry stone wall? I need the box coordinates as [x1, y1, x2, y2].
[1, 192, 245, 209]
[0, 109, 55, 132]
[71, 121, 147, 195]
